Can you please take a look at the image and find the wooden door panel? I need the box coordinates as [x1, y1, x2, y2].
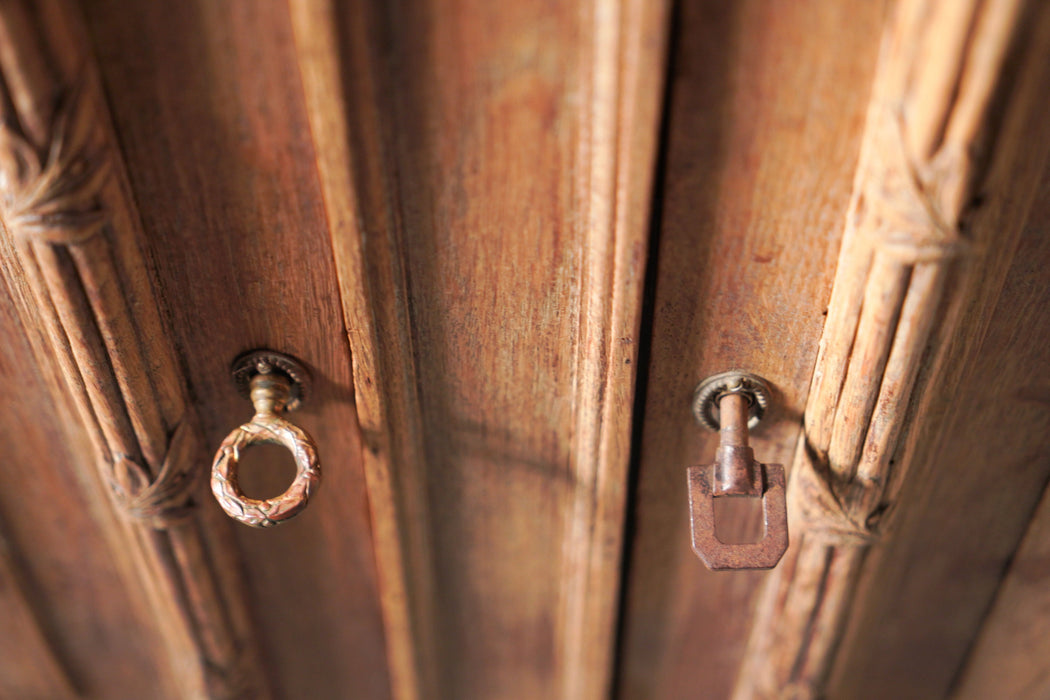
[291, 0, 668, 697]
[618, 2, 884, 697]
[829, 166, 1050, 699]
[2, 1, 1049, 698]
[81, 1, 389, 697]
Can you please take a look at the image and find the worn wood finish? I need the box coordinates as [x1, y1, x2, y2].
[0, 1, 271, 696]
[954, 477, 1050, 700]
[4, 2, 1050, 698]
[294, 0, 666, 697]
[617, 2, 884, 698]
[827, 164, 1050, 698]
[0, 264, 175, 698]
[0, 528, 75, 699]
[81, 1, 392, 697]
[288, 2, 438, 696]
[737, 2, 1050, 697]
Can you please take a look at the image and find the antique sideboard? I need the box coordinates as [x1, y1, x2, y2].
[1, 1, 1048, 698]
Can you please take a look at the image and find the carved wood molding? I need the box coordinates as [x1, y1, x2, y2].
[559, 0, 668, 697]
[289, 3, 439, 698]
[292, 1, 668, 698]
[0, 2, 269, 697]
[734, 1, 1050, 697]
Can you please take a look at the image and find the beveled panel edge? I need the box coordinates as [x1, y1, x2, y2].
[559, 0, 670, 698]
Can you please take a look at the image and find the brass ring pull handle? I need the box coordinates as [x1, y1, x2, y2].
[211, 351, 321, 528]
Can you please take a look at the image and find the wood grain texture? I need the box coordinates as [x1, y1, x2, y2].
[827, 161, 1050, 698]
[617, 2, 885, 698]
[81, 1, 391, 697]
[0, 1, 270, 696]
[954, 475, 1050, 699]
[0, 271, 173, 698]
[293, 0, 666, 697]
[737, 1, 1050, 697]
[0, 527, 76, 699]
[288, 2, 439, 696]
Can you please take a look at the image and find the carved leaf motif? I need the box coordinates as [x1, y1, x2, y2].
[0, 82, 109, 245]
[109, 419, 203, 528]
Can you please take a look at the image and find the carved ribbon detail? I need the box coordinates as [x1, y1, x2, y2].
[736, 2, 1050, 698]
[0, 1, 270, 696]
[0, 83, 109, 246]
[110, 419, 204, 528]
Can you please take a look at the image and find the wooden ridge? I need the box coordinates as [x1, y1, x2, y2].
[734, 1, 1050, 697]
[0, 1, 269, 697]
[558, 0, 669, 697]
[289, 1, 440, 697]
[292, 0, 668, 696]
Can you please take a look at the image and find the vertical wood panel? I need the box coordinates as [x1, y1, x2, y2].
[0, 533, 76, 699]
[82, 1, 391, 697]
[0, 257, 172, 698]
[0, 1, 273, 696]
[293, 0, 667, 697]
[618, 2, 884, 697]
[954, 475, 1050, 700]
[740, 1, 1050, 697]
[828, 169, 1050, 699]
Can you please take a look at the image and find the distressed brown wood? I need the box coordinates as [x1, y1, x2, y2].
[288, 2, 439, 695]
[80, 1, 393, 697]
[0, 209, 176, 698]
[293, 0, 667, 697]
[954, 478, 1050, 700]
[618, 2, 884, 697]
[0, 525, 76, 699]
[0, 1, 269, 697]
[3, 1, 1050, 698]
[736, 2, 1050, 698]
[826, 156, 1050, 698]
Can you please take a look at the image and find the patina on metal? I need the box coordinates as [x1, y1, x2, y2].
[688, 372, 788, 570]
[211, 350, 321, 528]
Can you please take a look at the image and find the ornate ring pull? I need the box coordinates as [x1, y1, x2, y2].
[687, 371, 788, 570]
[211, 351, 321, 528]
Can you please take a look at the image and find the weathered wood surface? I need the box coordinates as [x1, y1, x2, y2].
[954, 474, 1050, 700]
[0, 0, 271, 696]
[293, 0, 668, 695]
[0, 266, 173, 698]
[617, 2, 884, 698]
[82, 1, 391, 697]
[293, 0, 667, 696]
[3, 1, 1050, 698]
[827, 166, 1050, 698]
[737, 1, 1050, 697]
[0, 526, 76, 699]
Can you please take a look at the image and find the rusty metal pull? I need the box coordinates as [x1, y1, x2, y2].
[687, 371, 788, 570]
[210, 350, 321, 528]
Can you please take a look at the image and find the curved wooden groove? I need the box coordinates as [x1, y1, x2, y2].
[734, 1, 1050, 698]
[0, 1, 270, 697]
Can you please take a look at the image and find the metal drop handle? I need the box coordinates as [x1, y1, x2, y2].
[688, 371, 788, 570]
[211, 351, 321, 528]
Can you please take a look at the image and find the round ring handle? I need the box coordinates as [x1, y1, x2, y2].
[210, 352, 321, 528]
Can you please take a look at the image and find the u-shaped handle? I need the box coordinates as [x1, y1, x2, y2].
[687, 371, 789, 570]
[210, 352, 321, 528]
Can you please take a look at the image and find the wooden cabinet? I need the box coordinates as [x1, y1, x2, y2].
[1, 1, 1049, 699]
